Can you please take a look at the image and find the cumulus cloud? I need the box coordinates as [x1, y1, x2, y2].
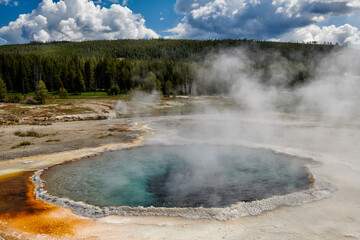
[169, 0, 360, 40]
[0, 0, 17, 6]
[0, 0, 158, 44]
[0, 0, 9, 5]
[281, 24, 360, 48]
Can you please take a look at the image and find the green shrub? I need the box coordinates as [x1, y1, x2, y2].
[59, 87, 68, 99]
[6, 93, 24, 103]
[29, 122, 52, 126]
[14, 129, 44, 138]
[108, 84, 120, 95]
[14, 131, 26, 137]
[11, 141, 32, 149]
[34, 80, 48, 104]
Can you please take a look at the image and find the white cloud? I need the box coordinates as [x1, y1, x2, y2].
[0, 0, 16, 6]
[169, 0, 360, 40]
[0, 0, 9, 5]
[281, 24, 360, 48]
[0, 0, 158, 44]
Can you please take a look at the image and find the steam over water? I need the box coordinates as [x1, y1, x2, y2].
[42, 145, 310, 208]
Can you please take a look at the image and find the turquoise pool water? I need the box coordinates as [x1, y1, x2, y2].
[42, 145, 310, 208]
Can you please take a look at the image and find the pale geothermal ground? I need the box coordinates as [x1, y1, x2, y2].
[0, 97, 359, 240]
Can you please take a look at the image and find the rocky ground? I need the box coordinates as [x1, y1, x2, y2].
[0, 96, 231, 161]
[0, 119, 144, 161]
[0, 98, 113, 125]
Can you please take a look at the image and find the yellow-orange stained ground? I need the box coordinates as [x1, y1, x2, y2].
[0, 171, 93, 239]
[0, 135, 146, 239]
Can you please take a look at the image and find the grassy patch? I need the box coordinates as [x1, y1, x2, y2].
[11, 141, 32, 149]
[68, 92, 107, 98]
[14, 131, 26, 137]
[6, 107, 29, 116]
[97, 134, 113, 139]
[151, 104, 198, 115]
[29, 122, 52, 126]
[53, 106, 93, 115]
[25, 91, 126, 101]
[14, 129, 47, 138]
[108, 127, 131, 132]
[46, 139, 60, 143]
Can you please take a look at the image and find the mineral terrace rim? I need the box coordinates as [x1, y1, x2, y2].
[32, 142, 337, 221]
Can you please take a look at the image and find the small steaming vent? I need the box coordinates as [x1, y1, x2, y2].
[42, 145, 311, 208]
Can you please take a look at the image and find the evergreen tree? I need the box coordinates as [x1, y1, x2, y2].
[104, 59, 114, 90]
[145, 71, 161, 92]
[109, 84, 120, 95]
[67, 70, 76, 92]
[59, 87, 68, 99]
[84, 60, 95, 91]
[0, 76, 7, 102]
[75, 70, 85, 92]
[165, 80, 173, 97]
[34, 80, 48, 104]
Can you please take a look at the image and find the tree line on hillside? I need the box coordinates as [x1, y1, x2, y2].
[0, 39, 337, 61]
[0, 39, 341, 102]
[0, 54, 195, 98]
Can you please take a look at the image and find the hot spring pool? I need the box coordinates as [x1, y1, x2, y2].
[41, 145, 311, 208]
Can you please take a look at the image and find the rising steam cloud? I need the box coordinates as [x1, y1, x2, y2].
[195, 47, 360, 122]
[297, 49, 360, 121]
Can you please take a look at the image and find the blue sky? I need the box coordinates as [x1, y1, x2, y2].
[125, 0, 181, 35]
[0, 0, 181, 31]
[0, 1, 39, 28]
[0, 0, 359, 47]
